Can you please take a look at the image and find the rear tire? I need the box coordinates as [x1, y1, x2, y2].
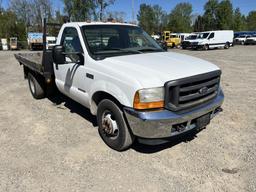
[28, 73, 45, 99]
[97, 99, 134, 151]
[224, 42, 230, 49]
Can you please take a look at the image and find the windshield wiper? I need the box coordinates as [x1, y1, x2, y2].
[94, 48, 142, 54]
[136, 47, 164, 52]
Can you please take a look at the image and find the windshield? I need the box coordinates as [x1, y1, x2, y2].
[82, 25, 163, 59]
[186, 35, 197, 40]
[198, 33, 209, 39]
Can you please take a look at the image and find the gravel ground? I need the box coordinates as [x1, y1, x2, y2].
[0, 46, 255, 192]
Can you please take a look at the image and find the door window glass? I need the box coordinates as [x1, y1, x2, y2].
[209, 33, 215, 39]
[61, 27, 82, 53]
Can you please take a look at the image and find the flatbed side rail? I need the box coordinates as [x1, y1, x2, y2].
[14, 53, 44, 75]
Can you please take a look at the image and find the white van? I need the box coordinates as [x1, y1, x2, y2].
[191, 30, 234, 50]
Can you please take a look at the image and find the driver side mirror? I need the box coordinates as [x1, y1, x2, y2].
[52, 45, 84, 65]
[53, 45, 65, 64]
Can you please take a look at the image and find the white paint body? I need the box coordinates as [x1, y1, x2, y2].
[53, 22, 220, 115]
[46, 36, 56, 49]
[235, 35, 251, 43]
[196, 30, 234, 48]
[1, 39, 8, 50]
[246, 36, 256, 41]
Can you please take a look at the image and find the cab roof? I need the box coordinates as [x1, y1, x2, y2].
[64, 22, 138, 27]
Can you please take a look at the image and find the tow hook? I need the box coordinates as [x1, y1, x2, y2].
[211, 107, 223, 118]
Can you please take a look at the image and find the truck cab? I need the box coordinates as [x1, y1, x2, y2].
[15, 22, 224, 151]
[162, 31, 181, 48]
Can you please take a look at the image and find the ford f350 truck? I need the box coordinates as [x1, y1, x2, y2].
[14, 19, 224, 151]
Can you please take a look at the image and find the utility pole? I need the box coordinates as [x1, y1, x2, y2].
[131, 0, 135, 23]
[99, 0, 103, 21]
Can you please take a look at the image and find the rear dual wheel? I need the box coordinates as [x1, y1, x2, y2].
[28, 73, 45, 99]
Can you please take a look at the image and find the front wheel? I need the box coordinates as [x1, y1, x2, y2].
[97, 99, 134, 151]
[203, 44, 209, 50]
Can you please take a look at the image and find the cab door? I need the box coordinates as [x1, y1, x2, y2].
[53, 27, 90, 107]
[207, 32, 215, 47]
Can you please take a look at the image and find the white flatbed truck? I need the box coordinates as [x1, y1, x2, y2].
[14, 19, 224, 151]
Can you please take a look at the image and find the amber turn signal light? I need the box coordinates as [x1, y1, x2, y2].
[133, 91, 164, 110]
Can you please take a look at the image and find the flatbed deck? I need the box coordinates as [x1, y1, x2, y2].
[14, 52, 44, 75]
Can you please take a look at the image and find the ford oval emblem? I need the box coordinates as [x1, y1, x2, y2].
[199, 87, 208, 94]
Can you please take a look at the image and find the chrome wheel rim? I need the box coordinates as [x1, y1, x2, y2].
[102, 110, 119, 139]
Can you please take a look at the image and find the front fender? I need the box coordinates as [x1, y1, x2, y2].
[89, 80, 135, 113]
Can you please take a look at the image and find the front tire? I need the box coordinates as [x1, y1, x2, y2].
[97, 99, 134, 151]
[203, 44, 209, 50]
[28, 73, 45, 99]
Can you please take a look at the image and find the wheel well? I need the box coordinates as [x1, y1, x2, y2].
[91, 91, 123, 115]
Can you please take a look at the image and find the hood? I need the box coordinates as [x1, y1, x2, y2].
[100, 51, 220, 88]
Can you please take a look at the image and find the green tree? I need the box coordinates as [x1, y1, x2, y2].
[233, 8, 246, 31]
[97, 0, 115, 21]
[194, 15, 205, 32]
[246, 11, 256, 31]
[10, 0, 53, 32]
[216, 0, 233, 29]
[106, 11, 125, 22]
[152, 5, 167, 32]
[10, 0, 33, 28]
[63, 0, 96, 21]
[137, 4, 156, 34]
[0, 10, 26, 40]
[168, 2, 193, 32]
[0, 0, 3, 12]
[203, 0, 218, 30]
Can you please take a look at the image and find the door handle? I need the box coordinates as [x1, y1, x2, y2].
[86, 73, 94, 79]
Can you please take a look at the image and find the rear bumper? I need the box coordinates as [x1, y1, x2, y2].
[124, 90, 224, 139]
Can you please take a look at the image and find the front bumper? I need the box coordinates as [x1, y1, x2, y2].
[124, 90, 224, 139]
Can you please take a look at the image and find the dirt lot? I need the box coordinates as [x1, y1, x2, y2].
[0, 46, 255, 192]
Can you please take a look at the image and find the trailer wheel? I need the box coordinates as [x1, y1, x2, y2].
[97, 99, 134, 151]
[28, 73, 45, 99]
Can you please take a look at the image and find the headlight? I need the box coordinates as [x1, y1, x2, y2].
[133, 87, 164, 110]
